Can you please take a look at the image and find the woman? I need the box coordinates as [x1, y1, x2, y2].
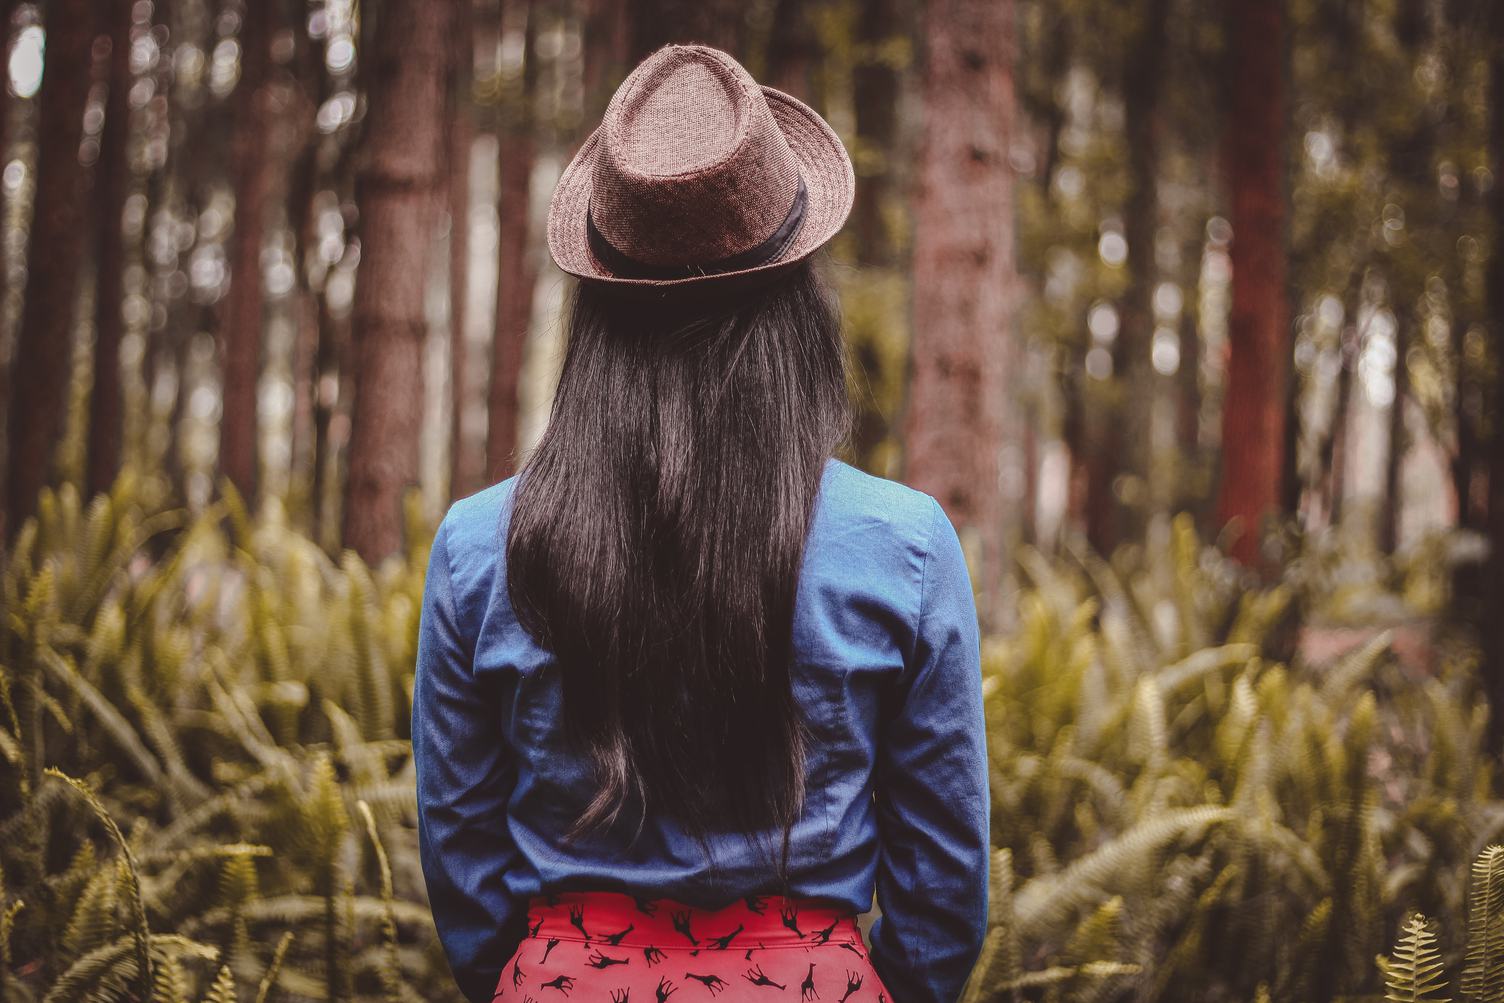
[412, 43, 990, 1003]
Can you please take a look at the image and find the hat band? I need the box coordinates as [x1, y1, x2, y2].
[585, 175, 809, 281]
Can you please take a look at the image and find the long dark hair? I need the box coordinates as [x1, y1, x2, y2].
[505, 256, 851, 886]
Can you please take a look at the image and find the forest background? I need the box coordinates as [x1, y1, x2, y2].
[5, 1, 1504, 1002]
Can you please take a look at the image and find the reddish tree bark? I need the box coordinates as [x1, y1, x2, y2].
[86, 0, 135, 500]
[448, 0, 477, 500]
[901, 0, 1017, 631]
[5, 0, 92, 536]
[487, 0, 538, 483]
[342, 0, 453, 561]
[218, 0, 275, 502]
[1215, 0, 1290, 568]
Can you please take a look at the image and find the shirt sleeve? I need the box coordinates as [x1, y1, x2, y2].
[867, 496, 991, 1003]
[412, 512, 529, 1003]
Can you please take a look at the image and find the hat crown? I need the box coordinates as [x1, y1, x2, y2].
[588, 45, 804, 268]
[605, 58, 744, 175]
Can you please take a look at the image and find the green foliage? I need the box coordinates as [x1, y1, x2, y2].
[1383, 913, 1452, 1003]
[4, 475, 1502, 1003]
[978, 510, 1499, 1001]
[0, 473, 454, 1001]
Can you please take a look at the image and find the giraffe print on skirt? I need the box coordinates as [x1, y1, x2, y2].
[492, 890, 893, 1002]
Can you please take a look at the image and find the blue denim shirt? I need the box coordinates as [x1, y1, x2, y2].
[412, 456, 990, 1003]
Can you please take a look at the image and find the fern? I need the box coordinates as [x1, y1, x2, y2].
[358, 800, 403, 1003]
[254, 931, 293, 1003]
[45, 769, 153, 997]
[1014, 807, 1232, 939]
[1382, 913, 1450, 1003]
[199, 964, 235, 1003]
[1462, 845, 1504, 1003]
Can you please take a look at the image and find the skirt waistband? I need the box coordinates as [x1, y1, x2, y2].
[523, 890, 863, 949]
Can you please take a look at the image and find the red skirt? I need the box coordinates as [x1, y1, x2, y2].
[493, 889, 894, 1001]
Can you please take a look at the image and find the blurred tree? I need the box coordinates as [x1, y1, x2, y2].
[1216, 0, 1290, 568]
[448, 0, 478, 499]
[581, 0, 629, 121]
[764, 0, 817, 99]
[5, 0, 93, 536]
[851, 0, 900, 267]
[85, 0, 135, 500]
[488, 0, 538, 484]
[903, 0, 1017, 631]
[1111, 0, 1169, 546]
[219, 0, 275, 503]
[1380, 0, 1437, 555]
[286, 1, 330, 525]
[1482, 0, 1504, 756]
[343, 0, 454, 561]
[628, 0, 741, 62]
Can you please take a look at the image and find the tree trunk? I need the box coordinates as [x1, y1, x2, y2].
[902, 0, 1017, 632]
[86, 0, 135, 500]
[217, 0, 275, 503]
[765, 0, 817, 100]
[852, 0, 900, 266]
[488, 0, 538, 483]
[847, 0, 905, 469]
[581, 0, 629, 122]
[1480, 0, 1504, 757]
[5, 0, 92, 536]
[0, 0, 15, 508]
[628, 0, 739, 63]
[342, 0, 453, 562]
[1382, 320, 1411, 553]
[1111, 0, 1169, 545]
[448, 0, 477, 500]
[1215, 0, 1290, 569]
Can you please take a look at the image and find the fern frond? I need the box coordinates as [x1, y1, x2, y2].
[46, 768, 153, 996]
[358, 800, 402, 1002]
[1382, 913, 1450, 1003]
[42, 934, 218, 1003]
[254, 931, 294, 1003]
[199, 965, 235, 1003]
[1462, 845, 1504, 1003]
[1014, 807, 1231, 940]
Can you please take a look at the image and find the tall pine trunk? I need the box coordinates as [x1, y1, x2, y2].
[342, 0, 453, 561]
[902, 0, 1017, 631]
[86, 0, 135, 500]
[851, 0, 899, 267]
[487, 0, 538, 483]
[448, 0, 477, 500]
[765, 0, 816, 100]
[5, 0, 92, 536]
[1215, 0, 1290, 568]
[218, 0, 274, 503]
[1480, 0, 1504, 756]
[581, 0, 628, 122]
[1113, 0, 1168, 545]
[847, 0, 904, 469]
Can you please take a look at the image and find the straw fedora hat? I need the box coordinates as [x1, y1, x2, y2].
[546, 43, 855, 288]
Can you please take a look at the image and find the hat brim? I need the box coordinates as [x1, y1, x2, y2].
[546, 85, 855, 288]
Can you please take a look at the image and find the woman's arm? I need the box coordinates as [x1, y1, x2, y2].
[413, 512, 528, 1003]
[867, 495, 991, 1003]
